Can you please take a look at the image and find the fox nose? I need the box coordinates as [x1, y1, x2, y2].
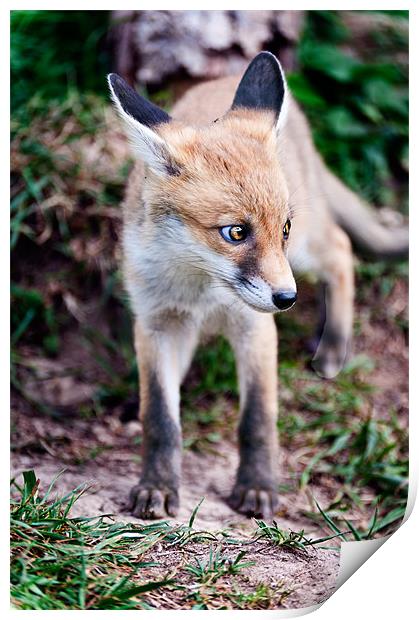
[272, 290, 297, 310]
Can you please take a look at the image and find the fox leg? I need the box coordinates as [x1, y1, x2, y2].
[310, 225, 354, 379]
[226, 312, 279, 517]
[129, 319, 198, 518]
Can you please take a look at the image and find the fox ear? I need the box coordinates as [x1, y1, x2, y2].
[107, 73, 178, 176]
[231, 52, 288, 130]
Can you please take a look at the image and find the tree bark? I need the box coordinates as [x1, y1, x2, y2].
[110, 10, 305, 87]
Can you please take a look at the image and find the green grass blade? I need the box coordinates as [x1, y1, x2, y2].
[188, 497, 205, 529]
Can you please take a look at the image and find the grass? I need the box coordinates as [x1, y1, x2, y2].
[253, 519, 350, 550]
[310, 499, 406, 544]
[10, 92, 133, 414]
[185, 548, 254, 584]
[229, 582, 291, 610]
[274, 355, 408, 536]
[13, 469, 399, 610]
[10, 471, 215, 610]
[11, 470, 344, 610]
[11, 471, 178, 610]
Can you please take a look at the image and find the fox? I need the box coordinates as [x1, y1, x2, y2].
[107, 51, 408, 520]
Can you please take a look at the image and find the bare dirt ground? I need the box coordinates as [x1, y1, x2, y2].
[11, 434, 340, 609]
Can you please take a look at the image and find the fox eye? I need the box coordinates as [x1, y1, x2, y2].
[220, 225, 248, 244]
[283, 219, 291, 240]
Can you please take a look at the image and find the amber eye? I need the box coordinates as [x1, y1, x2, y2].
[283, 219, 291, 240]
[220, 225, 248, 244]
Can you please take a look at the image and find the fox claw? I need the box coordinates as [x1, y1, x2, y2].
[129, 485, 179, 519]
[229, 486, 279, 518]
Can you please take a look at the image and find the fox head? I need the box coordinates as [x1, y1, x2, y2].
[108, 52, 297, 313]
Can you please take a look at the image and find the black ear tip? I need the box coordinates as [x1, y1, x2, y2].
[256, 51, 277, 59]
[107, 73, 116, 86]
[231, 50, 286, 118]
[107, 73, 140, 106]
[107, 72, 171, 128]
[107, 73, 125, 93]
[252, 51, 282, 71]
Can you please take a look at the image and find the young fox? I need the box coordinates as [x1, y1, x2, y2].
[108, 52, 408, 519]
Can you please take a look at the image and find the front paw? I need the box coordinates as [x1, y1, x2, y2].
[229, 484, 279, 518]
[129, 484, 179, 519]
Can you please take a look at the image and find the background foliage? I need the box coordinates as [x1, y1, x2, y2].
[11, 10, 110, 113]
[289, 10, 408, 208]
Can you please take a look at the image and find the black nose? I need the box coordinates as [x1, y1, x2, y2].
[272, 290, 297, 310]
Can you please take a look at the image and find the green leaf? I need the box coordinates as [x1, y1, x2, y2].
[343, 519, 363, 542]
[327, 432, 351, 456]
[114, 579, 174, 600]
[22, 471, 37, 502]
[188, 497, 205, 528]
[287, 73, 326, 109]
[325, 108, 369, 138]
[364, 79, 408, 116]
[299, 43, 359, 82]
[314, 500, 348, 541]
[372, 506, 407, 534]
